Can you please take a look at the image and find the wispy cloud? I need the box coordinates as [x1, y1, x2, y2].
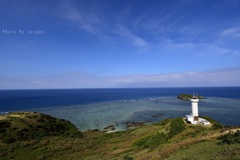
[115, 24, 148, 48]
[156, 41, 232, 56]
[57, 1, 101, 35]
[221, 27, 240, 38]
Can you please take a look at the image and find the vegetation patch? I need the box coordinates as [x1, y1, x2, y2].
[168, 117, 186, 139]
[133, 118, 186, 149]
[133, 135, 151, 148]
[218, 130, 240, 145]
[1, 112, 240, 160]
[123, 155, 134, 160]
[133, 132, 168, 149]
[177, 94, 204, 100]
[0, 112, 83, 144]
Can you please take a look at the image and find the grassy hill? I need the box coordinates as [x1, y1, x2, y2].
[0, 112, 240, 160]
[0, 112, 83, 143]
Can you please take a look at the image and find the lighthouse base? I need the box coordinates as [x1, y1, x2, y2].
[185, 115, 210, 125]
[194, 116, 198, 121]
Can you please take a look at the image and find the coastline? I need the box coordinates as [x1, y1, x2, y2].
[1, 88, 240, 130]
[1, 111, 240, 160]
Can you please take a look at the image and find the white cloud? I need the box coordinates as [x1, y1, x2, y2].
[108, 67, 240, 87]
[156, 41, 233, 56]
[1, 67, 239, 89]
[115, 24, 148, 48]
[221, 27, 240, 38]
[57, 1, 101, 35]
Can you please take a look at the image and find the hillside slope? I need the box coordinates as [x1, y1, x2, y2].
[0, 112, 239, 160]
[0, 112, 82, 144]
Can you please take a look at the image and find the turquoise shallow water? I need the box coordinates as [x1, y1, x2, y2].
[1, 88, 240, 131]
[32, 96, 240, 131]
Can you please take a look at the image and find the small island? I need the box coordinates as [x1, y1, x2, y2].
[177, 93, 204, 100]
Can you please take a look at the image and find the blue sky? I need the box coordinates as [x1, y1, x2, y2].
[0, 0, 240, 89]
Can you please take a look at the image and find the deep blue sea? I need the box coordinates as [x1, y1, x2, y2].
[0, 87, 240, 131]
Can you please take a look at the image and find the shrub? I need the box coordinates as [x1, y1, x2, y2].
[123, 155, 133, 160]
[0, 121, 11, 128]
[218, 130, 240, 145]
[2, 137, 16, 144]
[0, 128, 6, 133]
[168, 117, 186, 139]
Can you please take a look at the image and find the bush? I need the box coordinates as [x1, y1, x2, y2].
[123, 155, 133, 160]
[0, 121, 11, 128]
[0, 128, 6, 133]
[218, 130, 240, 145]
[2, 137, 16, 144]
[168, 117, 186, 139]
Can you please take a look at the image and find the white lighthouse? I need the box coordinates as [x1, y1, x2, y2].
[191, 96, 199, 121]
[186, 94, 210, 125]
[186, 94, 200, 124]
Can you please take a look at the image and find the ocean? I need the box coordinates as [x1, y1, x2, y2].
[0, 87, 240, 131]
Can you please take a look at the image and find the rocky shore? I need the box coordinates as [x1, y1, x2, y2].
[103, 125, 115, 132]
[103, 121, 146, 132]
[125, 122, 145, 128]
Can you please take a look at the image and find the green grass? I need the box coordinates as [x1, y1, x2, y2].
[1, 113, 240, 160]
[0, 112, 83, 144]
[166, 140, 240, 160]
[166, 140, 222, 160]
[133, 132, 167, 149]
